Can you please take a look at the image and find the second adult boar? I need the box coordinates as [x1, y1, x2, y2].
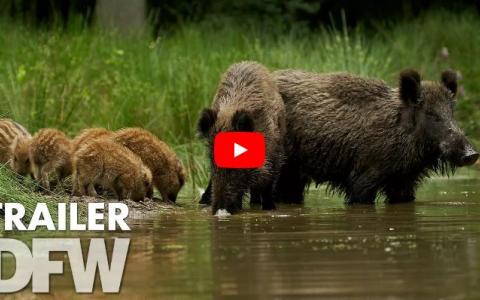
[274, 69, 478, 204]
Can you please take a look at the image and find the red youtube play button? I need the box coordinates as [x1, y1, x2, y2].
[214, 132, 265, 168]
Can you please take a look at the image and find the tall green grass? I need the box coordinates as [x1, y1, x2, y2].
[0, 9, 479, 196]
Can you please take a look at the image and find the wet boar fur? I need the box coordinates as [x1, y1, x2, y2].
[0, 119, 32, 175]
[72, 128, 113, 154]
[274, 69, 478, 204]
[198, 61, 286, 214]
[113, 128, 186, 202]
[72, 139, 152, 202]
[29, 128, 73, 190]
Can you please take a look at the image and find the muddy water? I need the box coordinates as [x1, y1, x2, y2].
[5, 170, 480, 299]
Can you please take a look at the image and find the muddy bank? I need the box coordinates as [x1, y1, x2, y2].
[68, 196, 182, 219]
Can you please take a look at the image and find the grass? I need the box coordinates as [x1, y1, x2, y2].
[0, 9, 480, 206]
[0, 165, 58, 222]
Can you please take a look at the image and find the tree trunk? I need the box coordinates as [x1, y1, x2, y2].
[96, 0, 146, 34]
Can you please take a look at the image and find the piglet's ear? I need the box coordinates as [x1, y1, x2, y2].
[399, 69, 421, 105]
[232, 110, 254, 132]
[441, 69, 457, 97]
[197, 108, 217, 138]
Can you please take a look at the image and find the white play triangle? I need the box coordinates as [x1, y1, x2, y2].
[234, 142, 248, 158]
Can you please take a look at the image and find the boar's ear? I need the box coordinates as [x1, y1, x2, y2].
[441, 69, 457, 97]
[399, 69, 421, 105]
[197, 108, 217, 138]
[232, 110, 254, 132]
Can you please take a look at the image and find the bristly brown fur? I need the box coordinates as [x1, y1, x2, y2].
[72, 139, 152, 202]
[0, 119, 31, 174]
[274, 69, 474, 204]
[197, 61, 286, 213]
[29, 128, 72, 190]
[113, 127, 186, 202]
[72, 128, 113, 154]
[10, 136, 32, 176]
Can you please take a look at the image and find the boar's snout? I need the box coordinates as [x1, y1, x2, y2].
[168, 193, 177, 203]
[131, 189, 146, 202]
[458, 145, 479, 166]
[211, 179, 242, 215]
[440, 132, 479, 167]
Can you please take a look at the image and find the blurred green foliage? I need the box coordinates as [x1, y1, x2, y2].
[2, 0, 478, 31]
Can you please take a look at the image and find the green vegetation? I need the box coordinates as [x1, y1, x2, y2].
[0, 9, 479, 200]
[0, 165, 58, 221]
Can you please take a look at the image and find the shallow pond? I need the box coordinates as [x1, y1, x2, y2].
[4, 169, 480, 299]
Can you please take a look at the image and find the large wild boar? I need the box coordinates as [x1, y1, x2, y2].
[198, 61, 286, 214]
[274, 69, 478, 204]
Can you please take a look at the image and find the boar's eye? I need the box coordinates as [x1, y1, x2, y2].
[232, 110, 254, 132]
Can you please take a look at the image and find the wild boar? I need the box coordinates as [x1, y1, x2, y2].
[274, 69, 478, 204]
[29, 128, 72, 190]
[0, 119, 31, 174]
[113, 128, 186, 202]
[198, 61, 286, 214]
[72, 139, 152, 202]
[72, 128, 113, 153]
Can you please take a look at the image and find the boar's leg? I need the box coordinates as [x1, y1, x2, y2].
[384, 180, 416, 203]
[50, 169, 65, 191]
[79, 183, 89, 196]
[113, 185, 124, 201]
[32, 163, 41, 183]
[230, 192, 244, 213]
[71, 175, 80, 196]
[261, 194, 276, 210]
[71, 182, 81, 196]
[199, 179, 212, 205]
[87, 183, 98, 197]
[146, 186, 154, 199]
[56, 165, 71, 190]
[212, 190, 244, 215]
[250, 188, 262, 205]
[112, 176, 125, 201]
[39, 165, 51, 191]
[261, 182, 276, 210]
[345, 171, 379, 204]
[274, 162, 307, 204]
